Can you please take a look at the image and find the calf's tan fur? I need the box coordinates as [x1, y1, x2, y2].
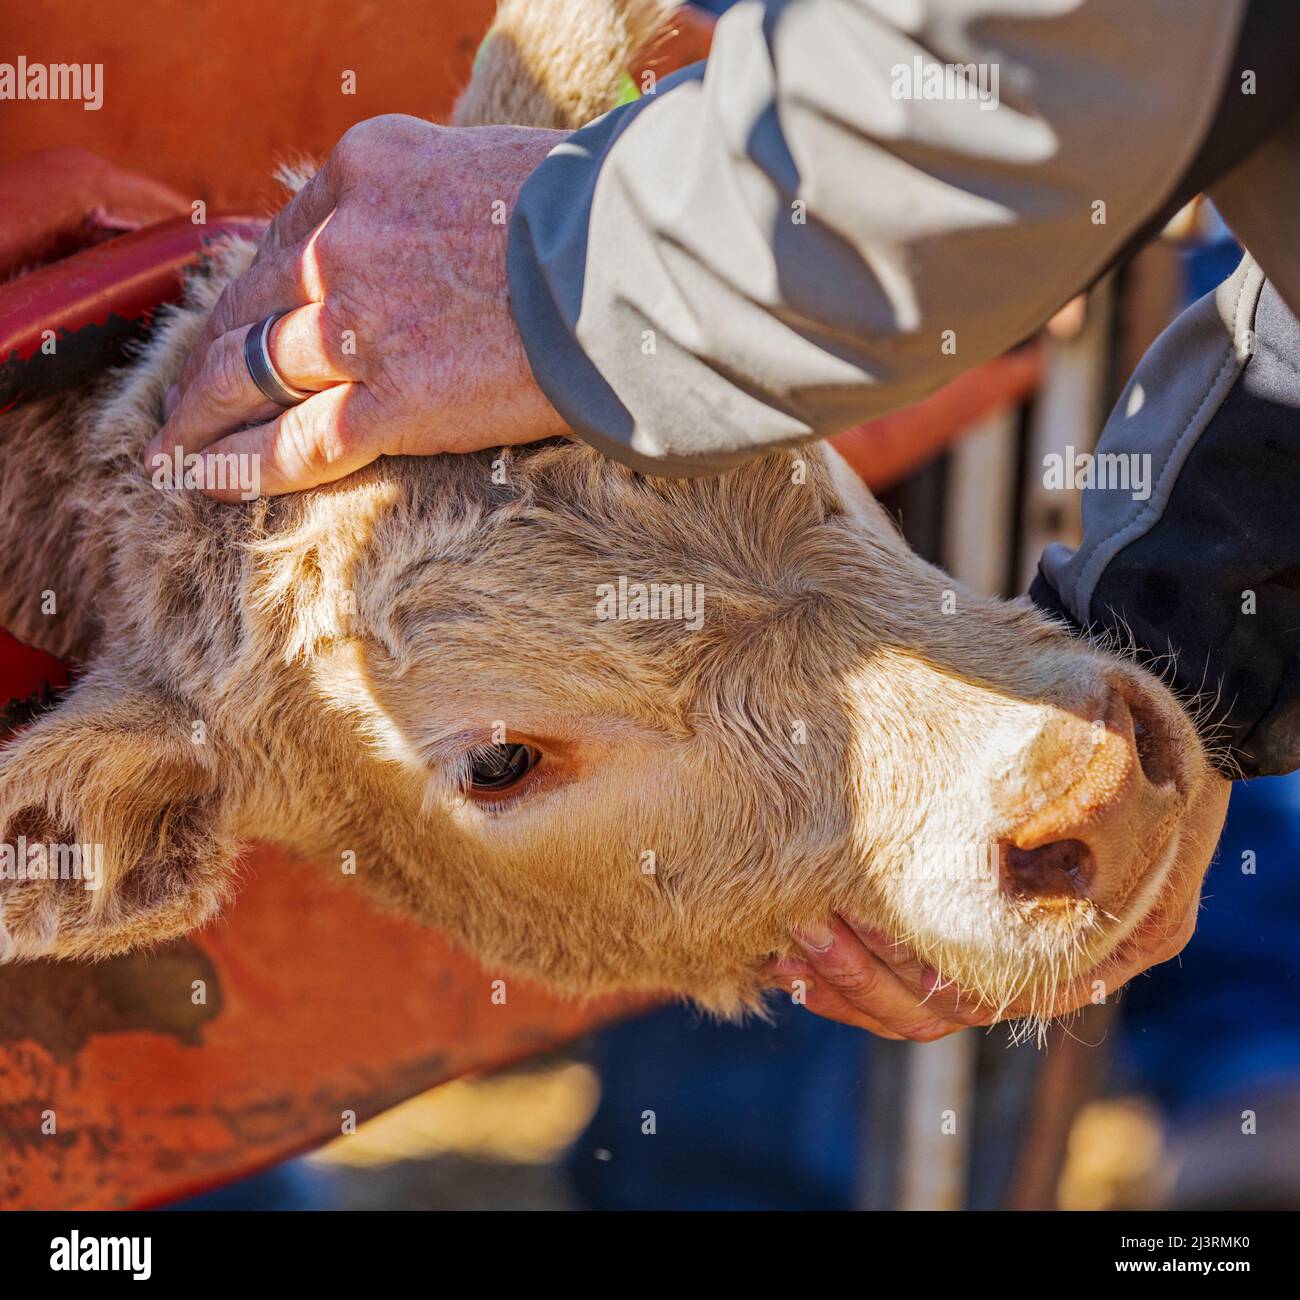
[0, 0, 1227, 1021]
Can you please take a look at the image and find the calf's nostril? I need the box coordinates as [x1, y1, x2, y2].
[1001, 839, 1093, 901]
[1129, 699, 1175, 789]
[1102, 680, 1178, 791]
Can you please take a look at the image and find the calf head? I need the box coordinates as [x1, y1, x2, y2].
[290, 434, 1228, 1018]
[0, 0, 1229, 1025]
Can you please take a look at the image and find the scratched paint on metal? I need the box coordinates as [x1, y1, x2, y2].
[0, 848, 643, 1209]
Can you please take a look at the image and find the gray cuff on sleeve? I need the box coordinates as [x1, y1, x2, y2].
[507, 70, 743, 478]
[1040, 253, 1265, 626]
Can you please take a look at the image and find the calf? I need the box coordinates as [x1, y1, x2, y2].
[0, 0, 1228, 1024]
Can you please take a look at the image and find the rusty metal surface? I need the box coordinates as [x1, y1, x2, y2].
[0, 846, 641, 1209]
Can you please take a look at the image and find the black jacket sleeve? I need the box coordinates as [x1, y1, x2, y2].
[1030, 255, 1300, 778]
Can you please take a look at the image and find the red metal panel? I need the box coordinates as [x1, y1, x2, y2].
[0, 215, 267, 409]
[0, 0, 499, 212]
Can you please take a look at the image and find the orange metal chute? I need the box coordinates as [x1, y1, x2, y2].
[2, 840, 640, 1210]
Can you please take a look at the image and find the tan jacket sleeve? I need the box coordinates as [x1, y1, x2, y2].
[508, 0, 1248, 475]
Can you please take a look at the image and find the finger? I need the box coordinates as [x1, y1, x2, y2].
[1088, 901, 1199, 999]
[178, 382, 382, 502]
[852, 923, 1099, 1025]
[799, 985, 912, 1040]
[149, 305, 351, 463]
[252, 155, 343, 263]
[762, 960, 906, 1039]
[178, 239, 328, 396]
[854, 895, 1197, 1028]
[791, 919, 968, 1042]
[1021, 898, 1202, 1022]
[845, 923, 996, 1026]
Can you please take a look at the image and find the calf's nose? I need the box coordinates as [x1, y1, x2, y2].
[996, 683, 1181, 915]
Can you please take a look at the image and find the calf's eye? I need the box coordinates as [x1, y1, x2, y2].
[466, 743, 541, 793]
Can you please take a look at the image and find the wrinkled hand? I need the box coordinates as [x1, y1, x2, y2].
[147, 114, 570, 501]
[765, 900, 1198, 1041]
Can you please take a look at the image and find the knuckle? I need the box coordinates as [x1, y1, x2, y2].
[367, 112, 427, 143]
[824, 961, 884, 1005]
[333, 122, 369, 166]
[336, 114, 425, 167]
[320, 292, 361, 350]
[337, 116, 386, 159]
[282, 409, 352, 477]
[205, 334, 251, 409]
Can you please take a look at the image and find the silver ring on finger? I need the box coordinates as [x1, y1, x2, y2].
[244, 310, 313, 407]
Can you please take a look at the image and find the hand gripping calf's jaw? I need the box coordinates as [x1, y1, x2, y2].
[0, 0, 1228, 1025]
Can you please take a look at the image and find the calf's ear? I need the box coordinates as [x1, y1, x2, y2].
[0, 671, 237, 962]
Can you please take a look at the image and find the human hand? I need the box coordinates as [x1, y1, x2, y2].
[146, 114, 570, 501]
[766, 892, 1200, 1041]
